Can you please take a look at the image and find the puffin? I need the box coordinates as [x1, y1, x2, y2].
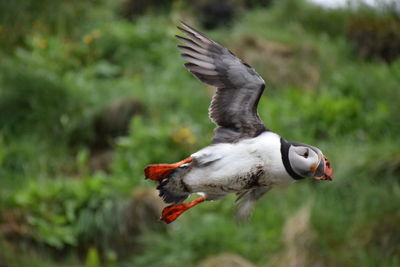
[144, 22, 333, 224]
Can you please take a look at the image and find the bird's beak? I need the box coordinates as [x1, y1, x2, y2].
[314, 155, 333, 181]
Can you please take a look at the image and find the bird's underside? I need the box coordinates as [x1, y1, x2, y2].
[144, 145, 275, 224]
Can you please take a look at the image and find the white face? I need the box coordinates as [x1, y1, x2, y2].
[288, 145, 323, 178]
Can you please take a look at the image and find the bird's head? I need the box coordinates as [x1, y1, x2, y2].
[287, 143, 333, 181]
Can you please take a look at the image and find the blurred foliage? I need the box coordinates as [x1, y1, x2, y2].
[0, 60, 85, 138]
[0, 0, 115, 51]
[347, 13, 400, 62]
[8, 176, 121, 249]
[0, 0, 399, 266]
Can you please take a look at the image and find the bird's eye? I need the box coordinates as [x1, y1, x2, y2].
[303, 150, 309, 158]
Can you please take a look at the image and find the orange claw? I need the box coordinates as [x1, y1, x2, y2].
[161, 196, 205, 224]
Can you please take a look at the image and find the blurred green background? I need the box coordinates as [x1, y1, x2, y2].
[0, 0, 399, 266]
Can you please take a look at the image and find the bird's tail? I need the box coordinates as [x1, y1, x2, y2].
[144, 157, 193, 204]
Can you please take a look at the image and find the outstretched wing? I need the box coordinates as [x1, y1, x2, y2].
[235, 186, 272, 221]
[176, 22, 268, 143]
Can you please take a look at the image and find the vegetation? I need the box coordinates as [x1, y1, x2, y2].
[0, 0, 399, 266]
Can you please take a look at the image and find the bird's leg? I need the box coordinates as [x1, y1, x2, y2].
[160, 196, 206, 224]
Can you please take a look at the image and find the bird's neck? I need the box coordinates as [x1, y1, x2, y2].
[280, 138, 305, 180]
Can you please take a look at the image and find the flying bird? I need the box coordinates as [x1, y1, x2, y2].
[144, 22, 333, 224]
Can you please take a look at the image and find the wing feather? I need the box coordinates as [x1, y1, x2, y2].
[235, 186, 272, 221]
[177, 22, 268, 143]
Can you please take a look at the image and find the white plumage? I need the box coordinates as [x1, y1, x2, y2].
[185, 132, 293, 196]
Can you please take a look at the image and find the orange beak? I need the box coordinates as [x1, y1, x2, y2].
[314, 155, 333, 181]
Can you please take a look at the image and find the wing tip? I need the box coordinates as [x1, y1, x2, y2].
[178, 20, 187, 26]
[179, 20, 192, 30]
[184, 62, 198, 68]
[177, 26, 185, 32]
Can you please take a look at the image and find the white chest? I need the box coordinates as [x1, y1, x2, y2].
[185, 132, 294, 194]
[245, 132, 294, 186]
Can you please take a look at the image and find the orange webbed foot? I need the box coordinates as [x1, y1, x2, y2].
[144, 157, 192, 181]
[160, 196, 205, 224]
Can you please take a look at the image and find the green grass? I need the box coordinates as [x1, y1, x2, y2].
[0, 0, 399, 266]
